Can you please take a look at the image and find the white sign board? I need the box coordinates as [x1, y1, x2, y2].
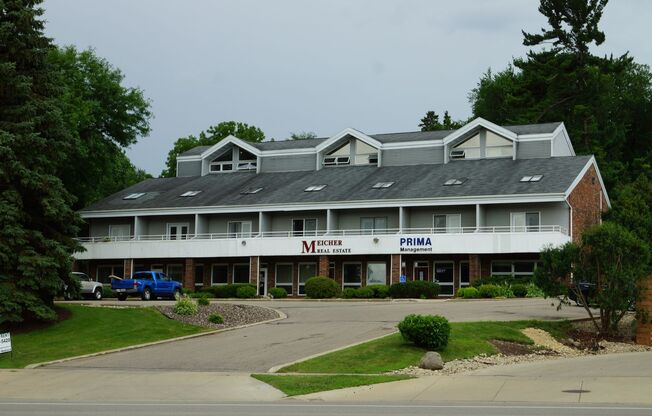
[0, 332, 11, 354]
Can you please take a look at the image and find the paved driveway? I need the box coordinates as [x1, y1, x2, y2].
[49, 299, 589, 372]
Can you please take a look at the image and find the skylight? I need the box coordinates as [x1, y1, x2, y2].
[241, 187, 263, 195]
[305, 185, 327, 192]
[180, 191, 202, 197]
[520, 175, 543, 182]
[123, 192, 146, 200]
[443, 178, 466, 186]
[372, 182, 395, 189]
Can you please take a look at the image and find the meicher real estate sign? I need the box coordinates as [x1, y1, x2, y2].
[0, 332, 11, 354]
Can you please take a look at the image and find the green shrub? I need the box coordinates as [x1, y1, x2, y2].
[102, 285, 115, 298]
[208, 313, 224, 324]
[342, 288, 356, 299]
[205, 284, 256, 298]
[366, 284, 390, 298]
[236, 285, 257, 299]
[173, 298, 199, 316]
[478, 284, 500, 298]
[397, 314, 451, 350]
[305, 276, 340, 299]
[389, 280, 440, 299]
[473, 275, 533, 288]
[269, 287, 288, 298]
[457, 287, 480, 299]
[495, 283, 514, 298]
[525, 283, 545, 298]
[512, 284, 528, 298]
[197, 295, 210, 306]
[354, 287, 374, 298]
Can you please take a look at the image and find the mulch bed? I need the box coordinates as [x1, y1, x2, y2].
[156, 303, 279, 330]
[1, 306, 72, 335]
[489, 339, 538, 356]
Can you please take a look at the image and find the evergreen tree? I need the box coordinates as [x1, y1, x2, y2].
[0, 0, 81, 324]
[419, 110, 464, 131]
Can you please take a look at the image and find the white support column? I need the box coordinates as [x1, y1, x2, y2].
[326, 209, 333, 235]
[134, 216, 142, 239]
[399, 207, 404, 233]
[475, 204, 483, 232]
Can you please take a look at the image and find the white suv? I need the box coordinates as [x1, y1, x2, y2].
[71, 272, 104, 300]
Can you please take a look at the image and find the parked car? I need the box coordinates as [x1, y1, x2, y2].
[568, 281, 596, 306]
[70, 272, 104, 300]
[111, 271, 182, 301]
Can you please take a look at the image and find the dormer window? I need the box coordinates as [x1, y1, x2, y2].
[123, 192, 145, 200]
[209, 146, 257, 173]
[451, 130, 513, 160]
[323, 138, 378, 167]
[323, 156, 350, 166]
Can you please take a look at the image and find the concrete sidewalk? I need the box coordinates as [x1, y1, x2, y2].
[0, 369, 283, 402]
[297, 352, 652, 405]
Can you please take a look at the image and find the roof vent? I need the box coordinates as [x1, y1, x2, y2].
[372, 182, 395, 189]
[305, 185, 327, 192]
[180, 191, 202, 197]
[520, 175, 543, 182]
[443, 178, 467, 186]
[241, 187, 263, 195]
[123, 192, 146, 200]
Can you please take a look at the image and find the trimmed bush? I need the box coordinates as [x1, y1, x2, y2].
[397, 314, 451, 350]
[205, 284, 256, 298]
[269, 287, 288, 299]
[197, 295, 210, 306]
[305, 276, 340, 299]
[367, 284, 390, 298]
[457, 287, 480, 299]
[478, 284, 500, 298]
[511, 284, 528, 298]
[173, 298, 199, 316]
[208, 313, 224, 324]
[236, 285, 257, 299]
[354, 287, 374, 298]
[472, 275, 533, 288]
[389, 280, 440, 299]
[525, 283, 545, 298]
[342, 288, 356, 299]
[102, 286, 115, 299]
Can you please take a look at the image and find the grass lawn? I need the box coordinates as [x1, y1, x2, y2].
[252, 374, 412, 396]
[0, 304, 207, 369]
[280, 320, 572, 374]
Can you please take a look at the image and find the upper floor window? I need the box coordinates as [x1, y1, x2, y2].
[292, 218, 317, 237]
[360, 217, 387, 233]
[433, 214, 461, 233]
[510, 212, 540, 232]
[450, 130, 513, 160]
[228, 221, 252, 238]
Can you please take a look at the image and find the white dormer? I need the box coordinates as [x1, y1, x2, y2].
[316, 128, 382, 169]
[196, 135, 262, 175]
[443, 118, 518, 163]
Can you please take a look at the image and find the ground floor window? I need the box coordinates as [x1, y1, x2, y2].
[343, 263, 362, 289]
[298, 263, 317, 295]
[96, 264, 124, 284]
[194, 264, 204, 287]
[211, 264, 228, 285]
[366, 262, 386, 285]
[328, 262, 335, 279]
[167, 264, 183, 282]
[151, 264, 164, 272]
[459, 261, 470, 288]
[491, 261, 538, 279]
[276, 263, 293, 295]
[233, 264, 250, 284]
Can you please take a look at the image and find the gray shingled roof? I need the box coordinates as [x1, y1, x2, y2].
[81, 155, 590, 213]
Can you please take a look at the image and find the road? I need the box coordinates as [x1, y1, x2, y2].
[49, 298, 589, 372]
[2, 401, 651, 416]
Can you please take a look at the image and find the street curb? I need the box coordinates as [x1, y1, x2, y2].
[25, 306, 287, 369]
[267, 331, 399, 373]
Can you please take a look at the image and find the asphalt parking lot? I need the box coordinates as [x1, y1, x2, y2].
[49, 298, 590, 372]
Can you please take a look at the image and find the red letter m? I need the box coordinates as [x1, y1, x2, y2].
[302, 240, 316, 254]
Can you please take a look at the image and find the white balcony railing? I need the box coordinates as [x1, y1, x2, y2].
[75, 225, 568, 243]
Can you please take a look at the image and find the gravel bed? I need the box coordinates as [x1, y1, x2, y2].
[157, 303, 279, 329]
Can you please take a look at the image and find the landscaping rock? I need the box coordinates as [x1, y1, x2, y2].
[156, 303, 279, 329]
[419, 351, 444, 370]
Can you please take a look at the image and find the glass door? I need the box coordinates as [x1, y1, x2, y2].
[167, 223, 189, 240]
[414, 261, 429, 281]
[459, 261, 470, 289]
[258, 268, 268, 296]
[434, 261, 455, 296]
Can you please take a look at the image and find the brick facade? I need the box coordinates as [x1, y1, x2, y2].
[182, 258, 194, 289]
[318, 255, 330, 277]
[123, 259, 133, 279]
[469, 254, 481, 283]
[567, 164, 609, 243]
[637, 276, 652, 346]
[390, 254, 401, 284]
[249, 256, 259, 287]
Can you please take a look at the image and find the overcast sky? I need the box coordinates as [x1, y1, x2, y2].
[42, 0, 651, 175]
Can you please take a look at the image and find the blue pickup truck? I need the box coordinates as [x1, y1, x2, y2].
[112, 271, 183, 301]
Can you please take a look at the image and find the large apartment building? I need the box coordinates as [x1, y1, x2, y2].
[73, 118, 609, 296]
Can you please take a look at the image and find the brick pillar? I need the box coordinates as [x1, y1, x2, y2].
[203, 263, 211, 286]
[469, 254, 481, 284]
[250, 256, 259, 288]
[123, 259, 133, 279]
[318, 256, 330, 277]
[390, 254, 401, 284]
[183, 258, 194, 290]
[637, 276, 652, 346]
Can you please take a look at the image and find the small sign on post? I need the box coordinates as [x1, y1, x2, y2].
[399, 275, 406, 283]
[0, 332, 11, 355]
